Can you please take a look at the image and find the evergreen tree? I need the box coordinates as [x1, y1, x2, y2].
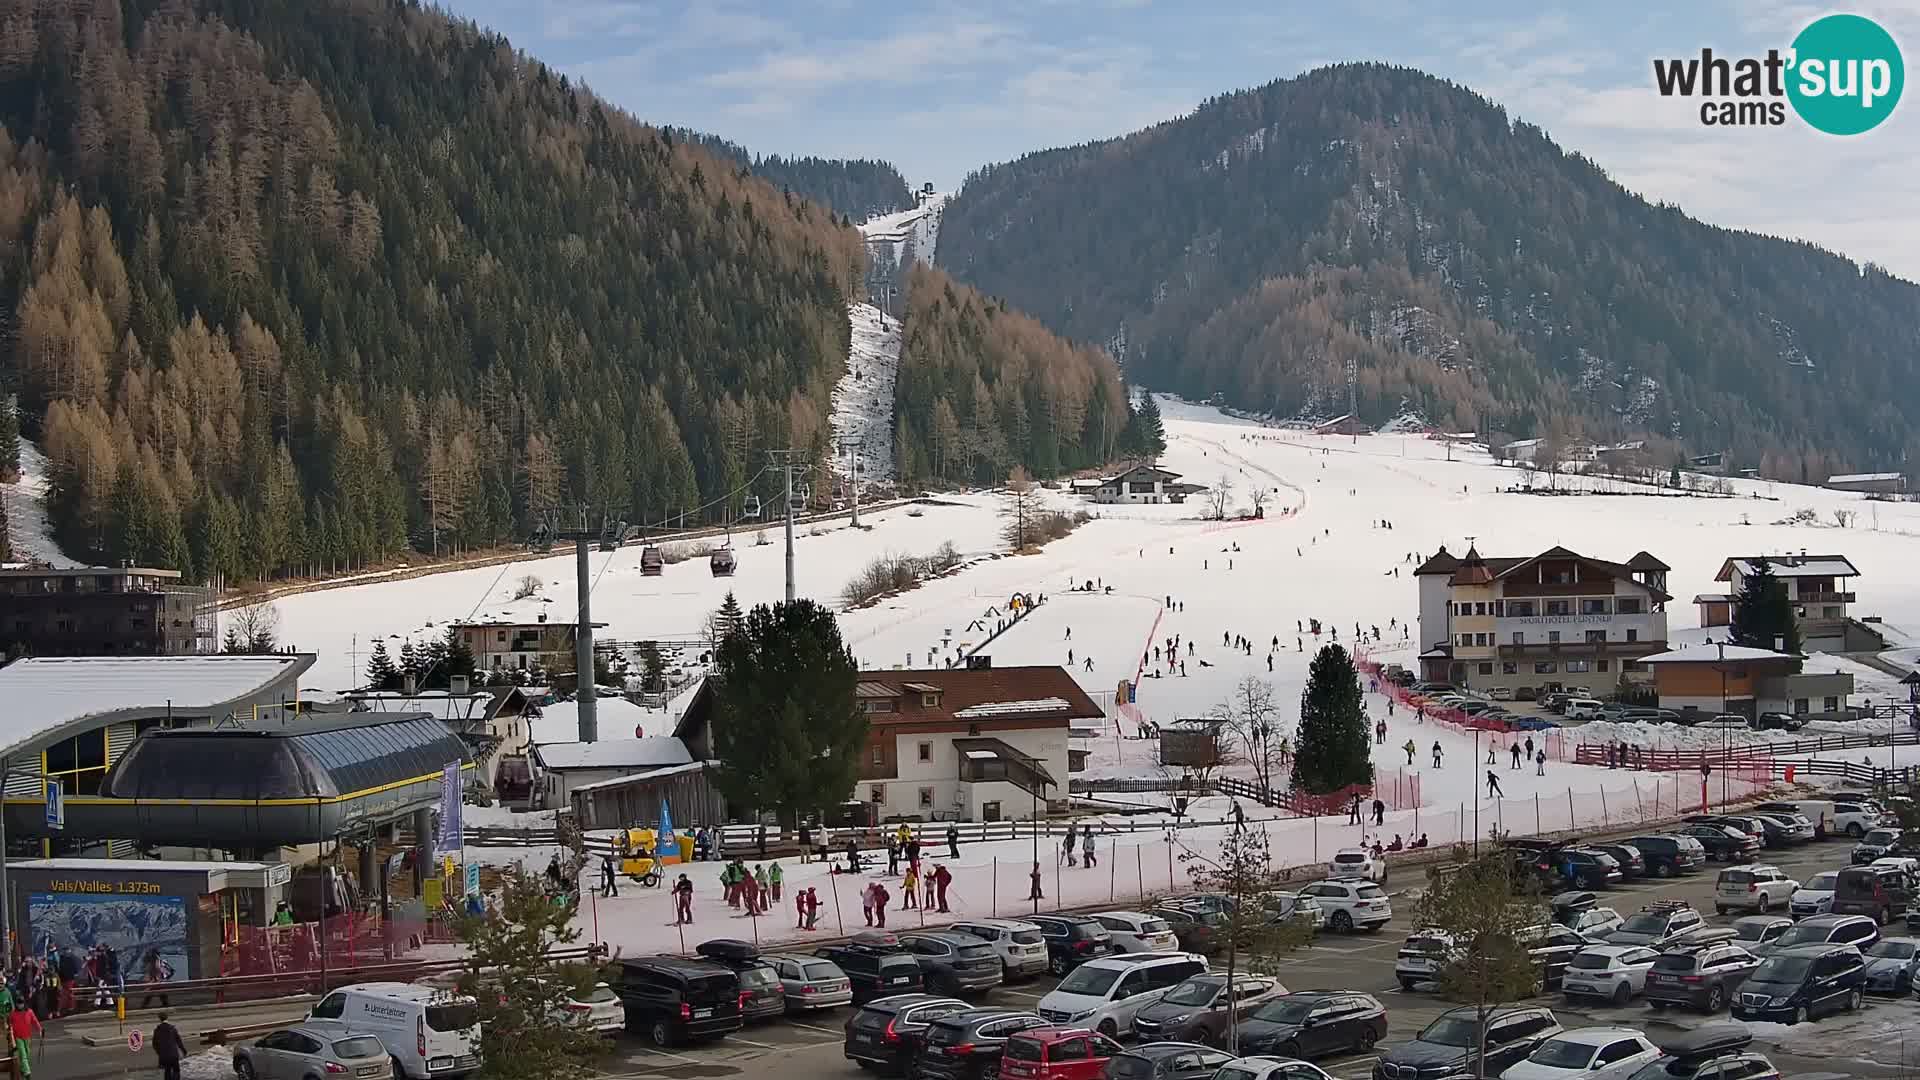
[366, 640, 401, 691]
[1131, 393, 1167, 457]
[709, 599, 866, 826]
[1290, 644, 1373, 794]
[713, 592, 744, 643]
[0, 489, 10, 563]
[0, 395, 18, 483]
[441, 626, 477, 687]
[635, 640, 666, 693]
[1730, 557, 1802, 659]
[454, 866, 609, 1080]
[1412, 855, 1550, 1076]
[398, 639, 423, 686]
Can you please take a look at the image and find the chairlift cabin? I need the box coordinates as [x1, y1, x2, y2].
[639, 545, 664, 576]
[709, 548, 737, 577]
[742, 495, 763, 519]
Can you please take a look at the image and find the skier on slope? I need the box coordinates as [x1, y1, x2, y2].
[1431, 742, 1443, 769]
[1403, 739, 1417, 766]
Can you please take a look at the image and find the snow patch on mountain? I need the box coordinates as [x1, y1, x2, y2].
[830, 303, 901, 487]
[861, 193, 946, 269]
[3, 439, 81, 567]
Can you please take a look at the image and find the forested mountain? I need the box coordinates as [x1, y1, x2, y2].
[893, 264, 1135, 487]
[668, 129, 913, 222]
[939, 63, 1920, 477]
[0, 0, 866, 582]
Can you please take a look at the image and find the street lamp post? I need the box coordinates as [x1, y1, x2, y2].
[1717, 642, 1728, 806]
[1472, 727, 1481, 855]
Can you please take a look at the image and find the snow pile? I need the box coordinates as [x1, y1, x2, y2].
[2, 439, 80, 566]
[182, 1050, 240, 1080]
[830, 302, 901, 486]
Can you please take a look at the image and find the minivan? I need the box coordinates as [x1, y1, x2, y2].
[1831, 865, 1915, 925]
[1754, 913, 1879, 956]
[609, 956, 743, 1046]
[307, 983, 481, 1080]
[1730, 944, 1866, 1024]
[1035, 952, 1207, 1038]
[1623, 835, 1704, 877]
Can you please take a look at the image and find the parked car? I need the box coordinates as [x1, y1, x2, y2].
[1754, 711, 1806, 732]
[1729, 916, 1793, 952]
[1678, 824, 1760, 862]
[843, 994, 970, 1073]
[1129, 973, 1287, 1046]
[1713, 865, 1800, 915]
[1591, 843, 1646, 880]
[1326, 847, 1386, 883]
[1696, 715, 1751, 731]
[1556, 849, 1625, 889]
[949, 919, 1052, 981]
[1642, 940, 1758, 1013]
[916, 1008, 1051, 1080]
[1567, 907, 1625, 939]
[1369, 1005, 1562, 1080]
[1831, 864, 1916, 925]
[235, 1025, 392, 1080]
[1729, 944, 1866, 1024]
[1754, 800, 1835, 837]
[1502, 1027, 1662, 1080]
[1027, 916, 1115, 977]
[1622, 835, 1705, 878]
[1751, 812, 1816, 845]
[900, 932, 1004, 996]
[814, 941, 925, 1004]
[1630, 1024, 1781, 1080]
[1296, 880, 1391, 933]
[1859, 937, 1920, 994]
[609, 956, 743, 1047]
[1261, 892, 1326, 932]
[1561, 945, 1662, 1005]
[1035, 952, 1208, 1038]
[998, 1027, 1123, 1080]
[1606, 902, 1704, 948]
[1833, 801, 1889, 838]
[1621, 708, 1684, 725]
[1151, 906, 1222, 955]
[1213, 1057, 1338, 1080]
[1790, 871, 1841, 919]
[762, 953, 855, 1012]
[1395, 929, 1456, 990]
[693, 940, 788, 1023]
[557, 982, 626, 1035]
[1104, 1042, 1237, 1080]
[1233, 992, 1388, 1060]
[1526, 923, 1593, 989]
[1851, 828, 1904, 864]
[1750, 913, 1880, 956]
[1565, 698, 1606, 720]
[1090, 912, 1180, 953]
[306, 984, 480, 1080]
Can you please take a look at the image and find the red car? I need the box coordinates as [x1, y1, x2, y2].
[999, 1028, 1124, 1080]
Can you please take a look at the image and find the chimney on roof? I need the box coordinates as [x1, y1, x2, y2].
[404, 673, 417, 695]
[537, 613, 546, 623]
[450, 674, 469, 695]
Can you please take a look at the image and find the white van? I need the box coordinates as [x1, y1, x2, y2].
[309, 983, 481, 1079]
[1565, 698, 1605, 721]
[1035, 952, 1208, 1038]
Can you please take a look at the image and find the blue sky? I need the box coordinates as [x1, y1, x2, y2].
[440, 0, 1920, 277]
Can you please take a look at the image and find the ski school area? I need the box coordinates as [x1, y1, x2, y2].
[325, 396, 1904, 958]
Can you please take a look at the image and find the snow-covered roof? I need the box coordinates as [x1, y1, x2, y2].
[1692, 594, 1734, 604]
[529, 695, 652, 744]
[952, 697, 1071, 718]
[1827, 472, 1903, 484]
[569, 760, 708, 792]
[10, 858, 278, 873]
[962, 749, 998, 760]
[1637, 645, 1797, 664]
[1718, 556, 1860, 580]
[533, 736, 693, 771]
[0, 654, 314, 758]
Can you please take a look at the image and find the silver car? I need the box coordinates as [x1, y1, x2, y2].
[763, 953, 854, 1011]
[236, 1026, 392, 1080]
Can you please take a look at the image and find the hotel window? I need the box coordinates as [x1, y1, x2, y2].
[1626, 629, 1638, 643]
[1565, 660, 1590, 673]
[496, 630, 507, 643]
[1475, 633, 1489, 646]
[1581, 598, 1610, 615]
[922, 693, 940, 708]
[1457, 634, 1470, 647]
[1507, 601, 1536, 617]
[1474, 603, 1487, 616]
[1511, 632, 1525, 645]
[1492, 601, 1505, 617]
[1616, 597, 1643, 614]
[1534, 661, 1557, 674]
[870, 746, 884, 766]
[1548, 631, 1561, 643]
[1793, 698, 1810, 714]
[1546, 600, 1571, 616]
[1824, 696, 1840, 712]
[1501, 662, 1518, 675]
[1478, 663, 1493, 675]
[1585, 629, 1607, 644]
[1596, 659, 1611, 672]
[917, 742, 932, 762]
[919, 787, 935, 809]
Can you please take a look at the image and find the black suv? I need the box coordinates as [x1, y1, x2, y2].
[1623, 835, 1704, 877]
[1676, 823, 1760, 862]
[815, 942, 926, 1004]
[844, 994, 969, 1073]
[1027, 915, 1114, 976]
[1555, 849, 1624, 890]
[900, 932, 1003, 995]
[1371, 1005, 1560, 1080]
[1731, 944, 1867, 1024]
[611, 955, 743, 1047]
[1591, 842, 1646, 879]
[916, 1008, 1048, 1080]
[1643, 940, 1758, 1012]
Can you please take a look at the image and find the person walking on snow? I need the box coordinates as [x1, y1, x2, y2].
[1487, 744, 1497, 766]
[768, 861, 783, 902]
[873, 883, 889, 927]
[947, 822, 960, 859]
[1061, 823, 1078, 867]
[805, 888, 821, 930]
[673, 874, 694, 925]
[1028, 863, 1044, 901]
[1524, 736, 1535, 760]
[1376, 719, 1387, 744]
[1536, 749, 1548, 776]
[1486, 771, 1503, 798]
[1403, 739, 1417, 766]
[1431, 742, 1443, 769]
[862, 882, 875, 926]
[1082, 829, 1097, 868]
[934, 864, 953, 912]
[1347, 793, 1363, 824]
[1372, 798, 1386, 826]
[1511, 743, 1523, 769]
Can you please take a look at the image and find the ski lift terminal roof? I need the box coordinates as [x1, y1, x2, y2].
[0, 653, 315, 759]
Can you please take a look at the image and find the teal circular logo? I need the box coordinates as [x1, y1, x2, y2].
[1787, 13, 1904, 134]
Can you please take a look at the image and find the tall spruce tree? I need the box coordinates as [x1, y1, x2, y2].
[709, 599, 867, 826]
[0, 395, 18, 483]
[441, 626, 477, 687]
[1126, 393, 1167, 457]
[1291, 644, 1373, 794]
[1730, 556, 1802, 659]
[366, 640, 401, 690]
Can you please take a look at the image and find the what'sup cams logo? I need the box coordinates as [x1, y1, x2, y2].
[1653, 12, 1903, 134]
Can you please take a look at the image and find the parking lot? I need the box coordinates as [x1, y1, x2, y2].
[39, 837, 1918, 1080]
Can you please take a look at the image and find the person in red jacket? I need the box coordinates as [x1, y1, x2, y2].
[932, 864, 953, 913]
[10, 1000, 42, 1078]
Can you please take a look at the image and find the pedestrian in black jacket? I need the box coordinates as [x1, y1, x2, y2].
[153, 1012, 187, 1080]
